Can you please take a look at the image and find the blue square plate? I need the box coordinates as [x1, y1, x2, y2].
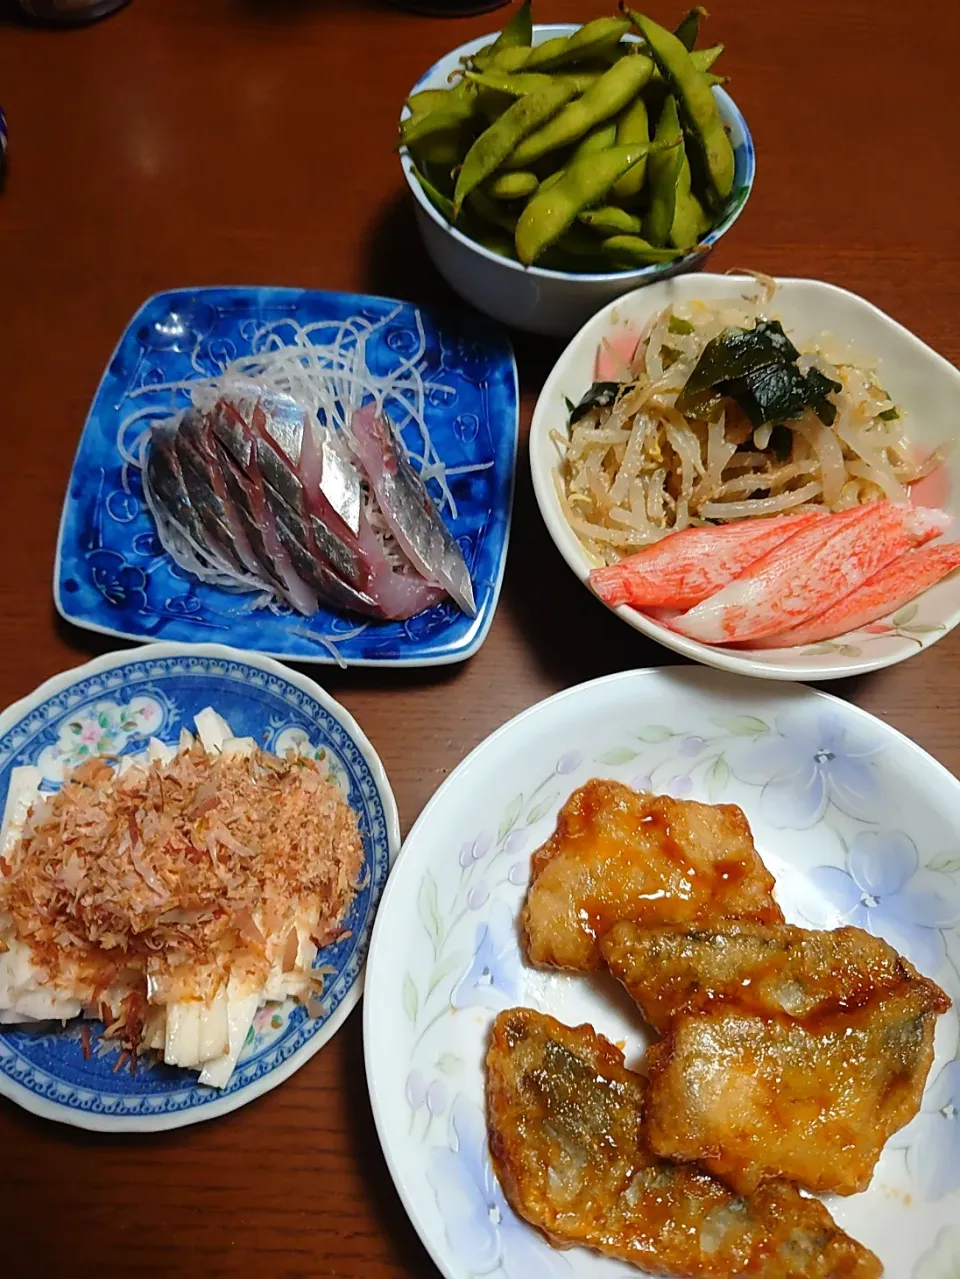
[54, 288, 518, 666]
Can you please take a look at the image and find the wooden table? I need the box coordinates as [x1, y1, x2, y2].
[0, 0, 958, 1273]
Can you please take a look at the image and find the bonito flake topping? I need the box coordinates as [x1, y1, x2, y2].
[0, 712, 364, 1088]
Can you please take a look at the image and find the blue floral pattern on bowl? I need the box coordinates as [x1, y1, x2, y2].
[54, 288, 518, 666]
[364, 668, 960, 1279]
[0, 643, 398, 1130]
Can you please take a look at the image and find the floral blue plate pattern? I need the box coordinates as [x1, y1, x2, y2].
[364, 667, 960, 1279]
[0, 643, 400, 1131]
[54, 287, 518, 666]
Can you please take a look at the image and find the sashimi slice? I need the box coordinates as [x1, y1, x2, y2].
[749, 543, 960, 649]
[589, 511, 826, 610]
[667, 502, 951, 644]
[595, 331, 639, 382]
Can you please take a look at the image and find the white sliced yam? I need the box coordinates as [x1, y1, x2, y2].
[164, 999, 202, 1067]
[0, 766, 43, 854]
[179, 728, 195, 751]
[198, 982, 260, 1089]
[193, 708, 233, 755]
[198, 986, 230, 1062]
[221, 737, 257, 760]
[147, 736, 176, 765]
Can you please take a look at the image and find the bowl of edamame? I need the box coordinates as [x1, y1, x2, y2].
[398, 5, 755, 337]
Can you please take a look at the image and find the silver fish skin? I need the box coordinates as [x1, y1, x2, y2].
[350, 405, 477, 617]
[144, 393, 473, 621]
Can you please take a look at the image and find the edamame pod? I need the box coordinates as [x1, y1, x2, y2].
[466, 69, 601, 97]
[505, 53, 654, 169]
[400, 92, 477, 147]
[643, 94, 684, 245]
[579, 205, 645, 235]
[600, 234, 685, 265]
[453, 77, 578, 216]
[498, 16, 631, 74]
[405, 87, 456, 116]
[571, 119, 618, 162]
[412, 166, 455, 223]
[610, 94, 649, 201]
[627, 10, 734, 205]
[674, 6, 706, 52]
[485, 170, 539, 200]
[515, 140, 667, 265]
[474, 0, 532, 70]
[468, 188, 519, 234]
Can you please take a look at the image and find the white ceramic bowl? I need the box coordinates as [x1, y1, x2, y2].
[530, 273, 960, 680]
[400, 26, 755, 337]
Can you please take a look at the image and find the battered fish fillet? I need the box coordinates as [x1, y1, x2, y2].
[522, 780, 782, 971]
[645, 976, 949, 1196]
[486, 1007, 881, 1279]
[600, 920, 926, 1031]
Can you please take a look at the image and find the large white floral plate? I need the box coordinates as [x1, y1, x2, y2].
[0, 643, 400, 1131]
[364, 667, 960, 1279]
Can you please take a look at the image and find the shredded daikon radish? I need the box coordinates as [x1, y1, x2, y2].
[555, 277, 940, 566]
[117, 305, 460, 525]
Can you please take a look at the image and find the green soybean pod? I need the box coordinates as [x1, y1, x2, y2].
[506, 54, 654, 170]
[628, 10, 734, 206]
[579, 205, 645, 235]
[642, 94, 684, 246]
[600, 234, 686, 265]
[692, 44, 723, 72]
[411, 165, 455, 223]
[485, 170, 539, 200]
[521, 16, 632, 70]
[570, 119, 618, 162]
[405, 87, 456, 116]
[610, 94, 650, 202]
[674, 6, 706, 52]
[399, 91, 477, 147]
[515, 141, 661, 265]
[465, 69, 601, 97]
[468, 188, 519, 234]
[408, 128, 464, 171]
[453, 77, 577, 216]
[474, 0, 532, 70]
[537, 169, 565, 195]
[670, 141, 706, 250]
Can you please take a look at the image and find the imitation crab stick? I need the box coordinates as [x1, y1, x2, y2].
[595, 332, 640, 381]
[666, 501, 951, 645]
[749, 543, 960, 649]
[589, 511, 826, 611]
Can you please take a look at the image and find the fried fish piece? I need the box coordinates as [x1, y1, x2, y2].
[522, 780, 782, 971]
[644, 976, 950, 1196]
[487, 1007, 881, 1279]
[600, 920, 924, 1031]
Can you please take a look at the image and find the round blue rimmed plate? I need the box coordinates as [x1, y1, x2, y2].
[0, 642, 399, 1131]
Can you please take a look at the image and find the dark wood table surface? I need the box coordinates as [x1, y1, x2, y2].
[1, 0, 959, 1273]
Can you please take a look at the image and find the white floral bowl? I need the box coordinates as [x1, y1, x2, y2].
[400, 27, 754, 338]
[364, 667, 960, 1279]
[529, 273, 960, 681]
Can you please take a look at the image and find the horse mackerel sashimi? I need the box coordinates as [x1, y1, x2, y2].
[144, 388, 475, 621]
[666, 501, 951, 644]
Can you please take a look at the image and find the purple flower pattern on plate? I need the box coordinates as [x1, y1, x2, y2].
[428, 1096, 567, 1279]
[891, 1060, 960, 1202]
[452, 901, 522, 1012]
[726, 709, 883, 828]
[800, 830, 960, 976]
